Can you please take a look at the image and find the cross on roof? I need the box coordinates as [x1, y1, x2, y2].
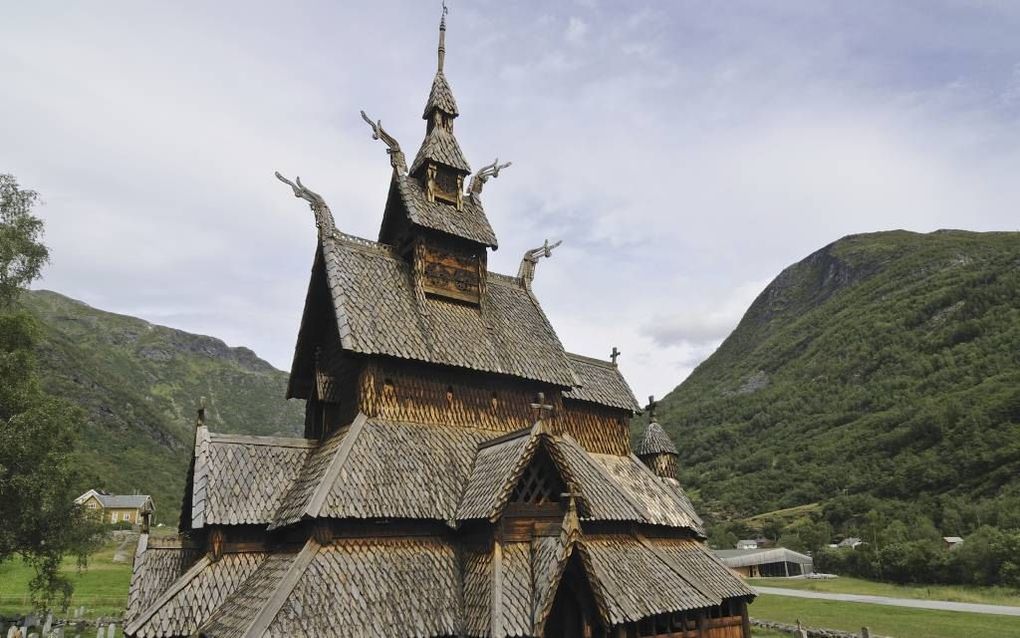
[559, 486, 583, 505]
[530, 392, 555, 421]
[645, 395, 657, 422]
[610, 346, 621, 365]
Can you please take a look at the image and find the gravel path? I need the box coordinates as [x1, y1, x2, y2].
[755, 586, 1020, 616]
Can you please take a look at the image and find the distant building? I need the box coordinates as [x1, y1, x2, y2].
[75, 489, 154, 526]
[837, 537, 863, 549]
[943, 536, 965, 550]
[716, 547, 814, 578]
[736, 539, 759, 550]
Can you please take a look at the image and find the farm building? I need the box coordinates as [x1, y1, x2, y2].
[75, 489, 154, 526]
[715, 548, 814, 578]
[124, 7, 756, 638]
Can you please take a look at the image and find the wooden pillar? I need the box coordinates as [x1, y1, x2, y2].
[741, 600, 751, 638]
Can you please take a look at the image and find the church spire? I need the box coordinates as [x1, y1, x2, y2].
[410, 1, 471, 205]
[438, 1, 447, 73]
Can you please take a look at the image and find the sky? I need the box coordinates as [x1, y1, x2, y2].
[3, 1, 1020, 401]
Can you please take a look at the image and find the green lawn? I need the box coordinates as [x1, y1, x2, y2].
[749, 594, 1020, 638]
[748, 576, 1020, 606]
[0, 534, 135, 618]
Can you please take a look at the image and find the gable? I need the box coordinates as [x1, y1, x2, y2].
[317, 231, 577, 387]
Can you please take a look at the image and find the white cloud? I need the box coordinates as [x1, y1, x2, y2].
[565, 17, 589, 44]
[4, 0, 1020, 403]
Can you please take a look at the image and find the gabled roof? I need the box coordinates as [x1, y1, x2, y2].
[582, 534, 721, 623]
[635, 421, 678, 456]
[125, 537, 201, 627]
[457, 424, 578, 521]
[319, 232, 576, 386]
[272, 416, 493, 528]
[77, 490, 153, 510]
[185, 416, 703, 537]
[125, 550, 269, 638]
[186, 428, 316, 529]
[195, 537, 461, 638]
[409, 123, 471, 174]
[563, 353, 641, 412]
[387, 171, 499, 247]
[456, 426, 704, 533]
[422, 70, 459, 118]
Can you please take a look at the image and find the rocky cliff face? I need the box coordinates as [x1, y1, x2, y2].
[20, 290, 304, 522]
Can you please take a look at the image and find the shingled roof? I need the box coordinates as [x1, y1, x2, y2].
[185, 429, 316, 530]
[177, 415, 703, 538]
[388, 172, 498, 246]
[409, 124, 471, 174]
[318, 232, 575, 386]
[126, 537, 201, 627]
[125, 551, 269, 638]
[127, 531, 749, 638]
[563, 353, 641, 412]
[635, 421, 679, 456]
[422, 70, 459, 118]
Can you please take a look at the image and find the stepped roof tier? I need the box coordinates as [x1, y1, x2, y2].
[126, 6, 755, 637]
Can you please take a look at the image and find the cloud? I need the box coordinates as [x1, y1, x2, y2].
[565, 17, 588, 44]
[4, 0, 1020, 404]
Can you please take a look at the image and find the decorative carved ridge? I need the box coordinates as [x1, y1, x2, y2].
[360, 110, 408, 175]
[518, 239, 562, 289]
[468, 158, 512, 198]
[275, 172, 337, 237]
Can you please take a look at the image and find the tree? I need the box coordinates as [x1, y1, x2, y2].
[0, 175, 49, 304]
[0, 174, 103, 609]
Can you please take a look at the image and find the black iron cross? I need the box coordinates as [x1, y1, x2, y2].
[530, 392, 555, 421]
[610, 346, 621, 365]
[645, 395, 657, 421]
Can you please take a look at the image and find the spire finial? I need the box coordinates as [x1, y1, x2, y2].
[438, 1, 448, 73]
[645, 395, 657, 422]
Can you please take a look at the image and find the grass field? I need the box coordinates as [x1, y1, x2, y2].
[749, 594, 1020, 638]
[748, 576, 1020, 606]
[0, 533, 135, 618]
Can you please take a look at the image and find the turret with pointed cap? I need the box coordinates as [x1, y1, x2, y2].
[636, 396, 680, 480]
[410, 3, 472, 181]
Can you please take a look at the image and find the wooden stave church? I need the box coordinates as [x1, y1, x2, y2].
[124, 10, 755, 638]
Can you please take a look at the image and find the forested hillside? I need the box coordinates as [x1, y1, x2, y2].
[20, 290, 303, 524]
[659, 230, 1020, 540]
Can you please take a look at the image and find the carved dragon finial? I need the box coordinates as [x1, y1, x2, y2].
[468, 158, 512, 198]
[518, 238, 562, 289]
[275, 171, 336, 236]
[360, 110, 407, 174]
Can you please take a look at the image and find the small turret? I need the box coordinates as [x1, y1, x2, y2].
[636, 396, 679, 480]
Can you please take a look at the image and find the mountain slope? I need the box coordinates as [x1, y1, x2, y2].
[19, 290, 304, 524]
[658, 230, 1020, 519]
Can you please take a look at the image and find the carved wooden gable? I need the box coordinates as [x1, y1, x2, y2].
[416, 241, 482, 304]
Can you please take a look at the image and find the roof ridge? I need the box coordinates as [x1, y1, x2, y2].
[329, 230, 398, 256]
[476, 425, 533, 450]
[486, 271, 525, 287]
[240, 538, 321, 638]
[565, 352, 616, 368]
[208, 433, 317, 448]
[125, 555, 212, 636]
[305, 413, 369, 519]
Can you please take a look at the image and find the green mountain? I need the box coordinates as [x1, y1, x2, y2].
[19, 290, 304, 525]
[659, 230, 1020, 522]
